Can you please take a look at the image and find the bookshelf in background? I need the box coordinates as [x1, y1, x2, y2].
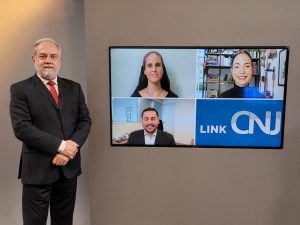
[202, 49, 260, 98]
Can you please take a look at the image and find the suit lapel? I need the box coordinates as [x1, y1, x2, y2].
[32, 74, 59, 109]
[154, 130, 163, 145]
[57, 77, 65, 109]
[140, 130, 146, 145]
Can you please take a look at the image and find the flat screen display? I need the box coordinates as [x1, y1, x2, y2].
[109, 47, 289, 148]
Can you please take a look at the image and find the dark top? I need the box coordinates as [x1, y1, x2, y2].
[131, 89, 178, 98]
[127, 129, 176, 146]
[219, 84, 265, 98]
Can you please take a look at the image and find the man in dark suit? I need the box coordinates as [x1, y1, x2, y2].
[9, 38, 92, 225]
[127, 107, 176, 146]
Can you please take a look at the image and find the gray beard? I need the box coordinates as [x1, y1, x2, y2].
[40, 68, 58, 80]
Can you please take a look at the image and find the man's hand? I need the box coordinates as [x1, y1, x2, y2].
[52, 153, 69, 166]
[61, 140, 79, 159]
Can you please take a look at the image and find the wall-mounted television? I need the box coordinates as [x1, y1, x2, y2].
[109, 47, 289, 148]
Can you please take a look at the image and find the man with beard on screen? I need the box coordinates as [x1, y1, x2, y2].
[127, 107, 176, 146]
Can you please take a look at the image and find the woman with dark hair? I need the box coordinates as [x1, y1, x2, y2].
[131, 51, 178, 97]
[219, 50, 265, 98]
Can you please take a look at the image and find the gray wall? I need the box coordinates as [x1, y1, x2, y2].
[85, 0, 300, 225]
[0, 1, 90, 224]
[2, 0, 300, 225]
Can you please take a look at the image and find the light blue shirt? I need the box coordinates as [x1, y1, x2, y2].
[144, 130, 158, 145]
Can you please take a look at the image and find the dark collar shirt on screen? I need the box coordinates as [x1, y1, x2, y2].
[219, 84, 265, 98]
[131, 89, 178, 98]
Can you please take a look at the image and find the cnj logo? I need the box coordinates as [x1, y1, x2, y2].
[231, 111, 281, 135]
[200, 111, 281, 135]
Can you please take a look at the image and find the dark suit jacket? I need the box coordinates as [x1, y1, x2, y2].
[10, 74, 92, 185]
[127, 129, 176, 146]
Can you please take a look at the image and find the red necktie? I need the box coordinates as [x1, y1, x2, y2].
[47, 80, 59, 107]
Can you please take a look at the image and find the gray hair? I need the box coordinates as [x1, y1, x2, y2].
[33, 38, 61, 56]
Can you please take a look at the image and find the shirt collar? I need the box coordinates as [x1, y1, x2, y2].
[144, 129, 158, 138]
[36, 73, 58, 85]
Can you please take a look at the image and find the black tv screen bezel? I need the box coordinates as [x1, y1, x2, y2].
[109, 46, 289, 149]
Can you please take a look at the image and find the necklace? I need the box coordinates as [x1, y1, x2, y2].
[146, 87, 164, 97]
